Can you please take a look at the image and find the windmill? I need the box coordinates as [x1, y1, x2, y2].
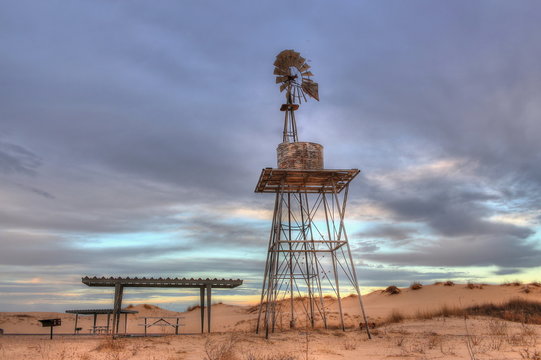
[254, 50, 371, 338]
[273, 49, 319, 142]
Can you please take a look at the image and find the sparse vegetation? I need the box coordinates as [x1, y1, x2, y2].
[343, 339, 358, 350]
[384, 309, 405, 324]
[410, 282, 423, 290]
[412, 298, 541, 324]
[443, 280, 455, 286]
[520, 348, 541, 360]
[384, 285, 401, 295]
[245, 353, 298, 360]
[186, 304, 201, 312]
[466, 298, 541, 324]
[465, 282, 482, 289]
[204, 335, 238, 360]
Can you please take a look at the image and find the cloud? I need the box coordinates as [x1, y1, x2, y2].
[1, 1, 541, 311]
[0, 140, 41, 176]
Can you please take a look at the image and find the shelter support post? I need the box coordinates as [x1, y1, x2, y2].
[74, 314, 78, 334]
[200, 287, 205, 333]
[207, 284, 211, 333]
[112, 283, 124, 336]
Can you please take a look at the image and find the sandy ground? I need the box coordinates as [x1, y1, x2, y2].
[1, 283, 541, 359]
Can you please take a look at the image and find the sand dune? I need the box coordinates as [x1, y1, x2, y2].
[1, 283, 540, 359]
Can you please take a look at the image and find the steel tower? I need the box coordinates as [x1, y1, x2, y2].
[255, 50, 371, 338]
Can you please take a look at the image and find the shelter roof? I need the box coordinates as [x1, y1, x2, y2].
[82, 276, 243, 288]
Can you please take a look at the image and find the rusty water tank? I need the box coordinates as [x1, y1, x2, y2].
[277, 142, 324, 169]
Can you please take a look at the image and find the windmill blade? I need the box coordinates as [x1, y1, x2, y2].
[300, 63, 311, 72]
[302, 71, 314, 77]
[302, 81, 319, 101]
[279, 83, 288, 92]
[274, 67, 289, 76]
[275, 76, 288, 84]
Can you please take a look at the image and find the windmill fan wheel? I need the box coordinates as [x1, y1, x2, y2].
[274, 49, 319, 102]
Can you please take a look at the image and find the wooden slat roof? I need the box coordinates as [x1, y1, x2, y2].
[81, 276, 243, 288]
[255, 168, 360, 193]
[65, 309, 138, 315]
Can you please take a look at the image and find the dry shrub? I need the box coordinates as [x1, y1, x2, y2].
[443, 280, 455, 286]
[466, 298, 541, 324]
[205, 335, 238, 360]
[410, 282, 422, 290]
[343, 339, 358, 350]
[93, 337, 127, 360]
[465, 282, 482, 289]
[245, 354, 298, 360]
[434, 281, 443, 285]
[520, 348, 541, 360]
[143, 304, 153, 310]
[529, 282, 541, 288]
[488, 319, 508, 336]
[509, 323, 537, 347]
[426, 333, 441, 349]
[93, 337, 126, 352]
[413, 305, 463, 320]
[384, 285, 401, 295]
[186, 304, 201, 312]
[522, 286, 532, 294]
[385, 309, 405, 324]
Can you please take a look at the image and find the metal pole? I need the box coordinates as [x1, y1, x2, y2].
[175, 318, 179, 335]
[74, 314, 78, 335]
[287, 192, 295, 329]
[337, 184, 372, 339]
[200, 287, 205, 333]
[124, 313, 128, 334]
[113, 283, 123, 336]
[144, 318, 147, 337]
[93, 314, 97, 334]
[300, 193, 314, 327]
[206, 284, 211, 333]
[50, 326, 53, 340]
[256, 191, 280, 334]
[323, 192, 345, 331]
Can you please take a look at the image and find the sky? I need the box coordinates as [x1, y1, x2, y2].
[1, 0, 540, 312]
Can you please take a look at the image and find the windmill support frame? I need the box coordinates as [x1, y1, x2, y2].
[254, 168, 371, 339]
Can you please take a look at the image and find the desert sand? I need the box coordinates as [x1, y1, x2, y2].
[1, 283, 541, 359]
